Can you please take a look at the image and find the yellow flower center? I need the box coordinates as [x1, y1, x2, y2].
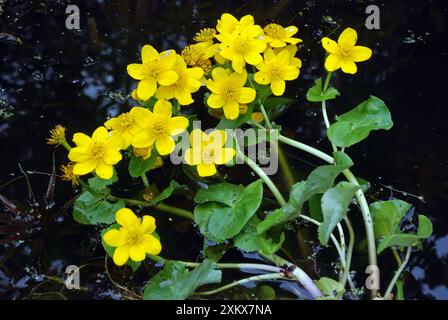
[194, 28, 216, 42]
[181, 46, 211, 73]
[266, 65, 283, 79]
[151, 120, 167, 136]
[202, 145, 216, 165]
[264, 23, 286, 40]
[222, 83, 240, 101]
[144, 61, 161, 79]
[116, 113, 134, 130]
[233, 38, 249, 55]
[126, 231, 143, 246]
[89, 142, 105, 161]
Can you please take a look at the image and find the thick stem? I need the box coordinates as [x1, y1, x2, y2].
[278, 135, 334, 163]
[237, 149, 286, 206]
[384, 246, 412, 299]
[182, 262, 281, 273]
[141, 174, 149, 188]
[341, 217, 355, 289]
[195, 273, 286, 296]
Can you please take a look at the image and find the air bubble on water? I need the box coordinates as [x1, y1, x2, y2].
[32, 71, 43, 81]
[83, 56, 96, 66]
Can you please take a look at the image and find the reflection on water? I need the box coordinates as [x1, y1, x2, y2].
[0, 0, 447, 299]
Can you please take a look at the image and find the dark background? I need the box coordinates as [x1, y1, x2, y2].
[0, 0, 447, 299]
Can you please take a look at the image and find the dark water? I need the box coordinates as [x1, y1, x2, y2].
[0, 0, 447, 299]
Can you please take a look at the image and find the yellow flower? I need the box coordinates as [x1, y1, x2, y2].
[133, 146, 153, 160]
[156, 55, 204, 105]
[322, 27, 372, 74]
[104, 110, 141, 149]
[127, 45, 178, 100]
[103, 208, 162, 266]
[263, 23, 302, 48]
[216, 13, 263, 37]
[206, 67, 256, 120]
[131, 100, 189, 155]
[274, 44, 302, 68]
[254, 48, 300, 96]
[47, 125, 67, 146]
[181, 44, 212, 73]
[194, 28, 217, 43]
[218, 29, 267, 73]
[60, 163, 79, 187]
[184, 129, 235, 177]
[131, 89, 140, 101]
[68, 126, 122, 179]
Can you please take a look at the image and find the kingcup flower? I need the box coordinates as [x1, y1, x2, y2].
[68, 126, 122, 179]
[263, 23, 302, 48]
[127, 45, 178, 100]
[184, 129, 236, 177]
[216, 13, 263, 37]
[206, 67, 256, 120]
[60, 163, 79, 187]
[103, 208, 162, 266]
[322, 27, 372, 74]
[181, 44, 213, 73]
[131, 100, 189, 155]
[254, 48, 301, 96]
[156, 55, 204, 105]
[47, 125, 67, 146]
[104, 110, 141, 149]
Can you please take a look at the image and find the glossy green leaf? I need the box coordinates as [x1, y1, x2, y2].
[371, 199, 412, 238]
[194, 182, 243, 207]
[308, 193, 323, 222]
[88, 172, 117, 193]
[149, 180, 186, 205]
[377, 215, 433, 253]
[142, 260, 221, 300]
[318, 182, 359, 245]
[316, 277, 345, 299]
[73, 191, 124, 225]
[306, 78, 340, 102]
[327, 96, 393, 147]
[128, 149, 158, 178]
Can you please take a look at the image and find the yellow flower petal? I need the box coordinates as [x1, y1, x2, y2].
[72, 160, 97, 176]
[113, 246, 129, 266]
[137, 78, 157, 101]
[132, 131, 156, 148]
[140, 215, 156, 234]
[175, 88, 194, 106]
[141, 45, 158, 63]
[207, 93, 226, 109]
[238, 87, 256, 104]
[338, 27, 357, 48]
[189, 128, 207, 146]
[197, 163, 217, 177]
[68, 147, 90, 162]
[116, 208, 140, 229]
[103, 229, 126, 247]
[155, 134, 175, 155]
[153, 99, 172, 120]
[271, 79, 286, 96]
[155, 85, 175, 100]
[322, 37, 340, 54]
[184, 148, 202, 165]
[127, 63, 145, 80]
[254, 71, 270, 85]
[158, 70, 179, 86]
[92, 126, 108, 142]
[269, 39, 286, 48]
[276, 50, 291, 64]
[264, 48, 276, 63]
[211, 67, 228, 82]
[340, 59, 358, 74]
[103, 150, 122, 165]
[324, 54, 342, 72]
[186, 67, 204, 80]
[132, 107, 153, 129]
[72, 132, 91, 147]
[208, 130, 227, 146]
[230, 70, 247, 87]
[231, 55, 245, 73]
[223, 101, 240, 120]
[244, 52, 263, 65]
[167, 116, 188, 136]
[129, 244, 146, 262]
[351, 46, 372, 62]
[214, 148, 236, 165]
[285, 25, 298, 37]
[159, 50, 177, 69]
[95, 161, 113, 179]
[283, 66, 300, 81]
[141, 234, 162, 255]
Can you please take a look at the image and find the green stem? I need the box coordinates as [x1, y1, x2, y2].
[195, 273, 286, 296]
[141, 174, 149, 188]
[107, 195, 194, 220]
[259, 103, 272, 128]
[321, 72, 337, 152]
[276, 144, 295, 189]
[341, 217, 355, 289]
[183, 262, 281, 273]
[278, 135, 334, 163]
[237, 149, 286, 206]
[323, 72, 333, 92]
[392, 248, 403, 265]
[384, 246, 412, 299]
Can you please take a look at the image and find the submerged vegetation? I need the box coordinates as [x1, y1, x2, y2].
[3, 10, 435, 300]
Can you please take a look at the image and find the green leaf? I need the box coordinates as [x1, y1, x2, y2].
[263, 96, 295, 120]
[150, 181, 186, 205]
[128, 149, 158, 178]
[318, 182, 359, 245]
[306, 78, 340, 102]
[142, 260, 221, 300]
[258, 285, 276, 300]
[203, 242, 227, 261]
[194, 180, 263, 241]
[101, 224, 141, 271]
[73, 191, 124, 225]
[88, 172, 118, 193]
[371, 200, 412, 238]
[308, 193, 323, 222]
[316, 277, 345, 299]
[327, 96, 393, 148]
[377, 215, 433, 253]
[194, 182, 243, 206]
